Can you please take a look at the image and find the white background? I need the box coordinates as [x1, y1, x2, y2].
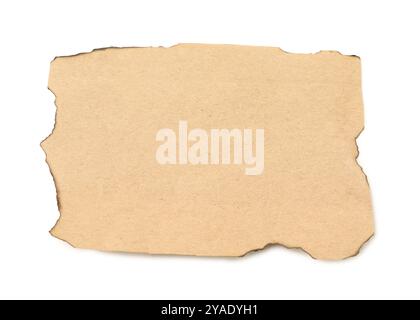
[0, 0, 419, 300]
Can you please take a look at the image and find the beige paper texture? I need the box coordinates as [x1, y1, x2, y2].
[42, 44, 374, 260]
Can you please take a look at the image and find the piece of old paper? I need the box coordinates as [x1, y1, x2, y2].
[42, 44, 374, 260]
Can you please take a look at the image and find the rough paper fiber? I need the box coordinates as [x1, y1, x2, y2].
[42, 44, 374, 260]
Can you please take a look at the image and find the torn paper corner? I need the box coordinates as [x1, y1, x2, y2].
[42, 44, 374, 260]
